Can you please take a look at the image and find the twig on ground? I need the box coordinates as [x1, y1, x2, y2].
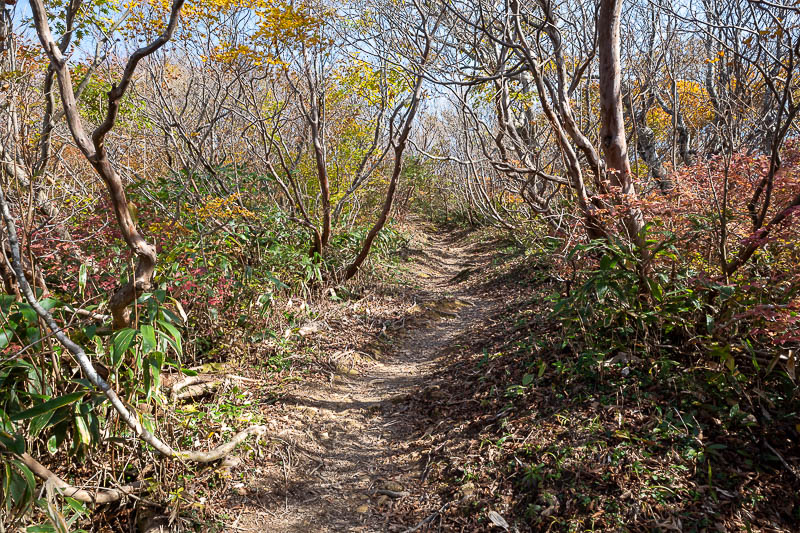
[401, 497, 463, 533]
[764, 441, 800, 481]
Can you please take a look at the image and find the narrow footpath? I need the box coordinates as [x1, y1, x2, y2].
[230, 227, 503, 532]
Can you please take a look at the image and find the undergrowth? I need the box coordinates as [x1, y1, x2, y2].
[427, 225, 799, 532]
[0, 168, 408, 531]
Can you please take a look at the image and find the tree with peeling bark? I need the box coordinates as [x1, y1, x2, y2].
[28, 0, 179, 329]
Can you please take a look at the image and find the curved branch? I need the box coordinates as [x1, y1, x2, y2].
[20, 453, 143, 504]
[29, 0, 184, 328]
[0, 180, 266, 464]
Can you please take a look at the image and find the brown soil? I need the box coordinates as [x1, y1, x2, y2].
[222, 225, 503, 532]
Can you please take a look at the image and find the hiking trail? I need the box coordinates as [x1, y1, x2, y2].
[227, 226, 502, 532]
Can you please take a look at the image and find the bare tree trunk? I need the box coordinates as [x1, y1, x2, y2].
[624, 92, 671, 193]
[342, 90, 425, 281]
[28, 0, 184, 328]
[342, 143, 403, 281]
[598, 0, 644, 246]
[308, 87, 331, 255]
[342, 6, 438, 281]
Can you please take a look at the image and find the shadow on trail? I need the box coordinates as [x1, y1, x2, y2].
[387, 252, 800, 531]
[220, 224, 508, 532]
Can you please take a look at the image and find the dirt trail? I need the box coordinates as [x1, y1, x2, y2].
[230, 227, 501, 532]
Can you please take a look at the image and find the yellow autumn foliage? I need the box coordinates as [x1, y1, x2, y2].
[186, 193, 256, 222]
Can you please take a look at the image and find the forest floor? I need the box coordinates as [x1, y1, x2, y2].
[217, 222, 506, 532]
[139, 221, 799, 533]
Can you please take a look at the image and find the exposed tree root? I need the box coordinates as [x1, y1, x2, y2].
[174, 380, 221, 401]
[168, 374, 262, 402]
[375, 488, 410, 499]
[20, 453, 143, 504]
[169, 375, 219, 402]
[178, 425, 267, 462]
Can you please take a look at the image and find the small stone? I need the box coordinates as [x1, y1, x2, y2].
[458, 482, 475, 499]
[488, 511, 509, 530]
[383, 481, 404, 492]
[299, 322, 322, 336]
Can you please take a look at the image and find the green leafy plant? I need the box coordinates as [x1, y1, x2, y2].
[552, 234, 702, 357]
